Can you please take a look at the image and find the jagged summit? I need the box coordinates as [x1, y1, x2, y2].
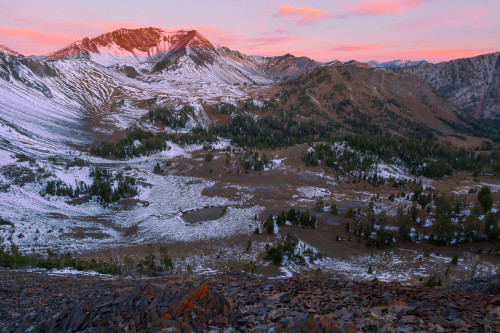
[0, 44, 23, 58]
[46, 27, 216, 68]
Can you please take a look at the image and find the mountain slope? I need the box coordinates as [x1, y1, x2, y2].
[273, 64, 466, 138]
[393, 52, 500, 119]
[218, 47, 321, 83]
[0, 53, 91, 155]
[47, 27, 195, 67]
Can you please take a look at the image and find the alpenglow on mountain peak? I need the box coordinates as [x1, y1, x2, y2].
[33, 26, 322, 85]
[45, 27, 215, 66]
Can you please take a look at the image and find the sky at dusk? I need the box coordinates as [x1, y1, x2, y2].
[0, 0, 498, 63]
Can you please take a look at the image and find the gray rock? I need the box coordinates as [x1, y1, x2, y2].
[357, 318, 378, 331]
[390, 306, 415, 315]
[431, 315, 450, 328]
[382, 292, 394, 303]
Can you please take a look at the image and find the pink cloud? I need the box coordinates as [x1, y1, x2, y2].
[275, 4, 330, 23]
[247, 35, 303, 48]
[0, 27, 77, 54]
[347, 0, 426, 16]
[0, 27, 75, 44]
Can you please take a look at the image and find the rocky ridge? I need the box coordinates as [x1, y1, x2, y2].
[1, 270, 498, 332]
[41, 27, 320, 84]
[393, 52, 500, 119]
[0, 45, 23, 58]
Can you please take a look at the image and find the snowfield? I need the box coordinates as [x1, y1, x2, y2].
[0, 148, 263, 254]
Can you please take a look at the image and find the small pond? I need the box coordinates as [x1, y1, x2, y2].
[182, 206, 226, 223]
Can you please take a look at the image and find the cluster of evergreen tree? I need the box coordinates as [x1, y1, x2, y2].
[350, 210, 394, 249]
[265, 232, 325, 266]
[213, 114, 338, 149]
[44, 179, 87, 198]
[394, 185, 499, 245]
[278, 208, 317, 229]
[0, 243, 175, 277]
[90, 128, 168, 158]
[265, 233, 298, 265]
[90, 127, 218, 159]
[145, 105, 194, 128]
[263, 215, 276, 235]
[89, 168, 138, 206]
[211, 102, 237, 115]
[131, 244, 174, 276]
[43, 168, 138, 207]
[0, 245, 121, 275]
[344, 133, 499, 178]
[428, 188, 499, 245]
[438, 113, 500, 142]
[239, 150, 269, 172]
[262, 208, 318, 235]
[411, 186, 433, 209]
[304, 143, 374, 173]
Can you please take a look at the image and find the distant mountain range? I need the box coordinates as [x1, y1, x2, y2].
[41, 27, 321, 85]
[367, 59, 429, 68]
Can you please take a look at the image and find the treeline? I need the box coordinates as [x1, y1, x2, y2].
[438, 113, 500, 142]
[0, 243, 175, 277]
[89, 100, 500, 171]
[0, 245, 121, 275]
[211, 100, 278, 115]
[304, 143, 422, 186]
[90, 128, 168, 158]
[344, 133, 500, 178]
[90, 127, 218, 159]
[43, 168, 138, 206]
[213, 114, 339, 149]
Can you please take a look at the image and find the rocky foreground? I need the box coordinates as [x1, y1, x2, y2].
[0, 270, 498, 333]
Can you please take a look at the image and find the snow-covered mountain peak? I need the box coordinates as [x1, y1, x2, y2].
[45, 27, 216, 68]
